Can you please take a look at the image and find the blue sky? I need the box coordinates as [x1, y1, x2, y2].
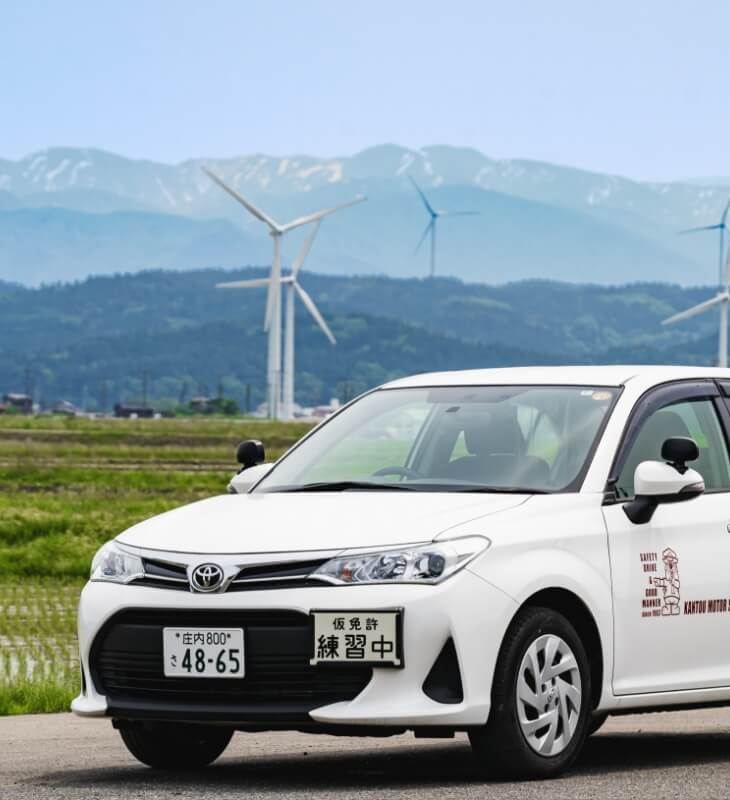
[1, 1, 727, 180]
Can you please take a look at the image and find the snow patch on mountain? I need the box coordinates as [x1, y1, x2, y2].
[45, 159, 70, 189]
[327, 162, 343, 182]
[587, 185, 612, 205]
[156, 177, 177, 207]
[24, 154, 47, 181]
[396, 153, 415, 176]
[69, 160, 92, 185]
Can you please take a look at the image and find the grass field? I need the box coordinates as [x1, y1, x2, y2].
[0, 415, 312, 714]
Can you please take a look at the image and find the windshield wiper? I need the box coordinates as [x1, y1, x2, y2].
[273, 481, 417, 493]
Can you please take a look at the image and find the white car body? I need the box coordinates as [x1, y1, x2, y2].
[73, 366, 730, 774]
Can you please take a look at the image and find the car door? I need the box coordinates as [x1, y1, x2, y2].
[602, 380, 730, 695]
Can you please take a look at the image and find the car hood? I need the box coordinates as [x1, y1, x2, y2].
[115, 491, 530, 554]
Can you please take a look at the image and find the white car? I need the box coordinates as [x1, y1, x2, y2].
[73, 365, 730, 779]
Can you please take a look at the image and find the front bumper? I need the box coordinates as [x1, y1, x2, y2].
[73, 570, 516, 729]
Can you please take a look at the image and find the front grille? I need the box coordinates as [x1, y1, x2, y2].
[232, 558, 329, 583]
[228, 558, 331, 592]
[143, 558, 187, 581]
[91, 609, 372, 720]
[132, 557, 332, 592]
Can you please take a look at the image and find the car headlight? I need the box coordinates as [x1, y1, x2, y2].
[310, 536, 490, 585]
[90, 541, 144, 584]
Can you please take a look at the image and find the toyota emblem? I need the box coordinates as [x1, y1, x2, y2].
[191, 563, 224, 593]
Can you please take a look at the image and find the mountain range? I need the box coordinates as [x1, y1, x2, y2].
[1, 145, 729, 286]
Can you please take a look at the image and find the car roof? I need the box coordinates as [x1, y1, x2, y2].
[384, 365, 730, 390]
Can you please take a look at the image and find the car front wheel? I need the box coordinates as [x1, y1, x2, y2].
[470, 606, 592, 780]
[117, 721, 233, 769]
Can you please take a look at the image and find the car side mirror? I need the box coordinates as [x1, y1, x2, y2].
[624, 437, 704, 524]
[236, 439, 265, 470]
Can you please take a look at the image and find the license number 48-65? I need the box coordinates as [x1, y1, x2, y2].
[163, 628, 245, 678]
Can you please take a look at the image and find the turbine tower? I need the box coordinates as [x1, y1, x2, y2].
[217, 221, 336, 420]
[679, 198, 730, 286]
[203, 166, 364, 418]
[663, 242, 730, 368]
[410, 176, 479, 278]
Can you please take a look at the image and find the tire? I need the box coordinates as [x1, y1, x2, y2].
[588, 712, 608, 736]
[118, 721, 233, 769]
[469, 606, 592, 780]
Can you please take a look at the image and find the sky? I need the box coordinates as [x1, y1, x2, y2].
[1, 1, 728, 182]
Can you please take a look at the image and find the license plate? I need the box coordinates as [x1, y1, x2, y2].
[310, 610, 402, 667]
[163, 628, 244, 678]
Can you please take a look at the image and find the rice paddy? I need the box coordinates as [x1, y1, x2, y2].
[0, 414, 312, 713]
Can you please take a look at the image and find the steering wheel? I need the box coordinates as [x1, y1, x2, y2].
[371, 466, 424, 480]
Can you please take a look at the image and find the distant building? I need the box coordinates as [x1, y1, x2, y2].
[189, 396, 212, 413]
[189, 396, 239, 416]
[305, 399, 342, 420]
[113, 403, 154, 419]
[253, 398, 341, 420]
[51, 400, 79, 416]
[0, 393, 33, 415]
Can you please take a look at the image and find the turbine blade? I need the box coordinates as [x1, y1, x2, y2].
[409, 176, 436, 216]
[413, 221, 433, 255]
[662, 294, 727, 325]
[721, 197, 730, 227]
[202, 167, 281, 231]
[294, 282, 336, 344]
[279, 195, 366, 233]
[216, 278, 271, 289]
[678, 224, 723, 235]
[291, 220, 321, 278]
[438, 210, 481, 217]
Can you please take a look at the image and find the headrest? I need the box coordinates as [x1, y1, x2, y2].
[639, 409, 691, 452]
[463, 409, 525, 457]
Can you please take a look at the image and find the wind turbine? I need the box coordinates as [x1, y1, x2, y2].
[410, 176, 479, 278]
[678, 198, 730, 286]
[203, 166, 364, 418]
[217, 221, 336, 420]
[663, 242, 730, 368]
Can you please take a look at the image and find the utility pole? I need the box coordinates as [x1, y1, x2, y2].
[142, 370, 149, 409]
[245, 384, 251, 415]
[100, 381, 108, 415]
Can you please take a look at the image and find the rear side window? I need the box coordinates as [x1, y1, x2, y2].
[616, 398, 730, 498]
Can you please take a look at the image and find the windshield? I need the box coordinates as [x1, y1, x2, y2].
[256, 385, 619, 494]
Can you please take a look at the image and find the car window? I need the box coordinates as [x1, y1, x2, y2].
[300, 400, 431, 484]
[616, 398, 730, 497]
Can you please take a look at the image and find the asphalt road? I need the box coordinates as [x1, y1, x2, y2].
[3, 709, 730, 799]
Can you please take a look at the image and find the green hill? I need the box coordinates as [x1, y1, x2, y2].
[0, 270, 723, 409]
